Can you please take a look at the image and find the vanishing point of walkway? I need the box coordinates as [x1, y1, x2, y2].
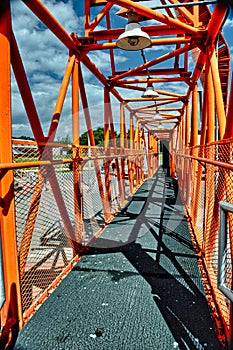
[14, 168, 221, 350]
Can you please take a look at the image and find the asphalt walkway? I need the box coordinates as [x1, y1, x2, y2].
[14, 168, 221, 350]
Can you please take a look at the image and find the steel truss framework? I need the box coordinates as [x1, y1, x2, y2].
[1, 0, 233, 348]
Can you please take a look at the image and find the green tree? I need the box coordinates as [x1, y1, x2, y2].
[79, 127, 130, 146]
[80, 127, 105, 146]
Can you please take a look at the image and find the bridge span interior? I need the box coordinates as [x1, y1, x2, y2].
[1, 0, 233, 349]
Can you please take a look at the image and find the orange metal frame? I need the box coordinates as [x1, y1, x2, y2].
[1, 0, 233, 348]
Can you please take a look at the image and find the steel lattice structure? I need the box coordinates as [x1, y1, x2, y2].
[1, 0, 233, 348]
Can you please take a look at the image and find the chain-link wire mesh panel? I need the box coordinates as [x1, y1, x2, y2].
[82, 158, 106, 241]
[176, 140, 233, 333]
[12, 141, 152, 319]
[15, 165, 74, 314]
[13, 141, 40, 163]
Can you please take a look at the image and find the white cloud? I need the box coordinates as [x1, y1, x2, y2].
[10, 1, 94, 138]
[41, 0, 83, 35]
[10, 0, 233, 139]
[225, 18, 233, 28]
[10, 0, 130, 138]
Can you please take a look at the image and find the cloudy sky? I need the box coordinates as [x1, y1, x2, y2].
[10, 0, 233, 139]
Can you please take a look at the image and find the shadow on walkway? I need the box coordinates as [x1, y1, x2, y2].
[82, 169, 221, 349]
[14, 168, 221, 350]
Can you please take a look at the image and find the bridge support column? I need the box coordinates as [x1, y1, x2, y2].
[0, 0, 22, 346]
[72, 59, 83, 244]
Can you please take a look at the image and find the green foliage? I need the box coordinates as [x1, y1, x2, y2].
[13, 135, 35, 141]
[79, 131, 88, 145]
[80, 127, 119, 146]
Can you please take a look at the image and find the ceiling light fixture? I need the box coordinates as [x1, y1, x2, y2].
[116, 11, 151, 51]
[141, 49, 159, 98]
[142, 82, 159, 98]
[154, 108, 161, 119]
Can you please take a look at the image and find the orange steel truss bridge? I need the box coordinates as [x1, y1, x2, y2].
[1, 0, 233, 348]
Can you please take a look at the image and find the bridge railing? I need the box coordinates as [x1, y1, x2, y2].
[175, 138, 233, 346]
[2, 139, 158, 328]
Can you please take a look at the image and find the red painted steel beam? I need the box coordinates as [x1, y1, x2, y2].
[81, 37, 191, 51]
[103, 88, 112, 204]
[206, 54, 215, 144]
[188, 1, 228, 90]
[107, 0, 200, 35]
[0, 0, 22, 337]
[168, 0, 195, 25]
[115, 77, 189, 85]
[106, 11, 116, 76]
[123, 97, 181, 102]
[84, 0, 91, 35]
[105, 89, 124, 198]
[72, 59, 80, 145]
[91, 25, 185, 40]
[78, 66, 111, 220]
[109, 68, 191, 78]
[72, 59, 83, 244]
[205, 1, 229, 49]
[224, 72, 233, 139]
[110, 44, 192, 83]
[190, 83, 199, 146]
[80, 55, 126, 105]
[209, 47, 226, 140]
[88, 3, 113, 32]
[48, 55, 75, 141]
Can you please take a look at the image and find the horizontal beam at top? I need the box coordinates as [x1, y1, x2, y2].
[109, 68, 191, 79]
[123, 97, 182, 102]
[80, 37, 191, 51]
[90, 26, 187, 41]
[132, 102, 181, 111]
[114, 77, 190, 85]
[108, 0, 200, 36]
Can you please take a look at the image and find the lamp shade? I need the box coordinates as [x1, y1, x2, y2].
[154, 108, 161, 119]
[116, 22, 151, 51]
[142, 83, 159, 98]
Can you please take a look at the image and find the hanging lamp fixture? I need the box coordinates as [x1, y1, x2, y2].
[154, 108, 161, 119]
[140, 49, 159, 98]
[116, 11, 151, 51]
[142, 82, 159, 98]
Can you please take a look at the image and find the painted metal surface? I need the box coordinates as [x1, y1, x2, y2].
[0, 0, 233, 348]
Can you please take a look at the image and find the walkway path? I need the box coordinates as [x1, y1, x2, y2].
[14, 168, 221, 350]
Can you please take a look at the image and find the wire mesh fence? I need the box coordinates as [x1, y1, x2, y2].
[175, 139, 233, 340]
[11, 139, 157, 321]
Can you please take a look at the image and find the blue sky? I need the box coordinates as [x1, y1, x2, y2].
[10, 0, 233, 139]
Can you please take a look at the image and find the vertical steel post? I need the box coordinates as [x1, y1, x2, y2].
[182, 115, 186, 150]
[185, 101, 190, 147]
[209, 47, 226, 140]
[206, 55, 215, 144]
[147, 132, 151, 178]
[48, 55, 75, 141]
[120, 102, 125, 202]
[128, 112, 134, 193]
[72, 58, 83, 244]
[190, 83, 199, 147]
[79, 66, 111, 221]
[104, 87, 111, 205]
[0, 0, 22, 341]
[134, 121, 140, 187]
[84, 0, 91, 36]
[224, 72, 233, 139]
[108, 96, 123, 202]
